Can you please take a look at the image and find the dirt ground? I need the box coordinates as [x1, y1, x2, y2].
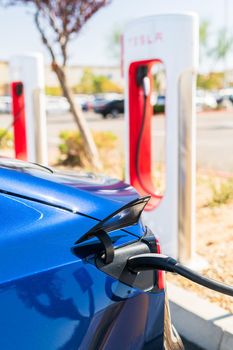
[167, 172, 233, 313]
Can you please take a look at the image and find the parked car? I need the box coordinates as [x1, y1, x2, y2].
[46, 96, 70, 115]
[196, 90, 217, 111]
[0, 96, 12, 114]
[216, 88, 233, 109]
[93, 96, 108, 111]
[153, 91, 218, 114]
[0, 157, 183, 350]
[75, 94, 94, 112]
[94, 98, 124, 118]
[81, 100, 93, 112]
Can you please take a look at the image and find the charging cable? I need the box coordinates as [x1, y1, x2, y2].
[127, 253, 233, 297]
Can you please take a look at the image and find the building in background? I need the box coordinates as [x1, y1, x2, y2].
[0, 60, 123, 95]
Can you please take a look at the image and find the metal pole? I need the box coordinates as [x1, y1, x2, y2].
[178, 70, 196, 264]
[33, 87, 48, 165]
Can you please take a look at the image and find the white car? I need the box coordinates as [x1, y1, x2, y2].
[0, 96, 12, 114]
[46, 96, 70, 115]
[196, 90, 217, 112]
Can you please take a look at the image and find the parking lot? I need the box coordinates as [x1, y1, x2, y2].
[48, 110, 233, 172]
[1, 110, 233, 173]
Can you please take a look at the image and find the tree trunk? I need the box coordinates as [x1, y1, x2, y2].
[52, 62, 102, 170]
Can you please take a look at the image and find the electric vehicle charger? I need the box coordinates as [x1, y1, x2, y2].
[131, 68, 233, 297]
[135, 65, 163, 202]
[127, 253, 233, 297]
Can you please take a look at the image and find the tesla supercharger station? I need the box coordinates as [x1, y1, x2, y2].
[124, 13, 199, 263]
[10, 53, 48, 165]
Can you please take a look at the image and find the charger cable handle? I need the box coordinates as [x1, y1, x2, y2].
[127, 253, 233, 297]
[142, 76, 151, 97]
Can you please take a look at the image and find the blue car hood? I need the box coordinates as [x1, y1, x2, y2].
[0, 158, 139, 221]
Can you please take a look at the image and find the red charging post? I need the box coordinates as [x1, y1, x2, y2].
[11, 82, 27, 160]
[129, 60, 162, 210]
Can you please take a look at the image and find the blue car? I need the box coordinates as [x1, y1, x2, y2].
[0, 158, 182, 350]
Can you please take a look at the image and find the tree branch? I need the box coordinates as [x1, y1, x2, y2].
[3, 0, 112, 170]
[34, 10, 56, 63]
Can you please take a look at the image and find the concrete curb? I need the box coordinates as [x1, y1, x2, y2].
[167, 282, 233, 350]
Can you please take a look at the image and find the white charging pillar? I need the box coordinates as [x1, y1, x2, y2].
[124, 13, 199, 263]
[10, 53, 48, 165]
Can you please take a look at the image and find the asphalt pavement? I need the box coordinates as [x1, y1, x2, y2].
[47, 109, 233, 172]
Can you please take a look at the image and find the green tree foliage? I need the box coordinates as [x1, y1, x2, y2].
[199, 20, 210, 63]
[209, 28, 233, 64]
[74, 69, 123, 94]
[197, 72, 224, 90]
[93, 75, 123, 93]
[107, 27, 122, 62]
[75, 69, 95, 94]
[200, 20, 209, 46]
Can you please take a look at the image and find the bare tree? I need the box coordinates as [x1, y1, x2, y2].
[4, 0, 111, 169]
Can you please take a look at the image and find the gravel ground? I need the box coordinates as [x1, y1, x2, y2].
[167, 173, 233, 313]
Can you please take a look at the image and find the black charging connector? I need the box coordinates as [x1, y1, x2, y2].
[136, 65, 149, 87]
[14, 82, 23, 96]
[127, 253, 233, 297]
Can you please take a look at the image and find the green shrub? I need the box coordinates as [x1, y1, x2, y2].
[208, 178, 233, 207]
[0, 129, 13, 149]
[59, 130, 117, 168]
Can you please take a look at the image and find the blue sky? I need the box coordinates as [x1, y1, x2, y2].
[0, 0, 232, 68]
